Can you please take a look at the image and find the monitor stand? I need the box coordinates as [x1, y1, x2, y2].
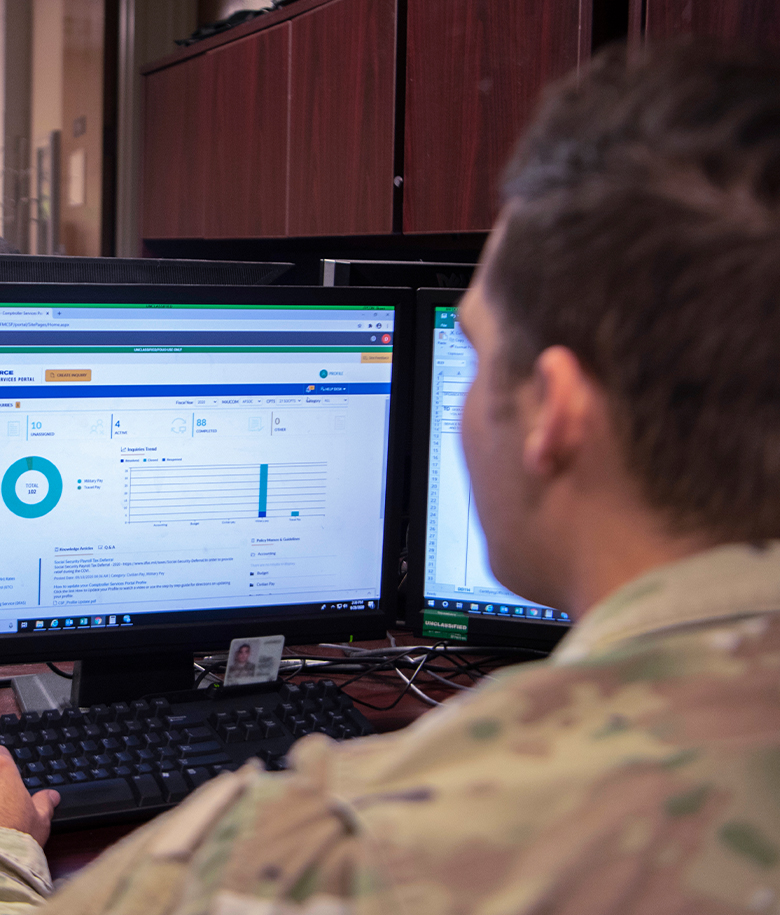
[11, 652, 196, 713]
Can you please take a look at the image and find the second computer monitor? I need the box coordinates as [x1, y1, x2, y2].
[406, 289, 572, 652]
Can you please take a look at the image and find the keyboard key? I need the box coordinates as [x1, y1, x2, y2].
[178, 751, 232, 769]
[50, 778, 135, 820]
[0, 714, 20, 733]
[184, 726, 213, 743]
[130, 774, 163, 807]
[164, 712, 205, 729]
[110, 702, 131, 720]
[177, 740, 222, 758]
[160, 770, 188, 803]
[183, 766, 210, 790]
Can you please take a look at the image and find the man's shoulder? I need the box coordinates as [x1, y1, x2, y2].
[330, 614, 780, 911]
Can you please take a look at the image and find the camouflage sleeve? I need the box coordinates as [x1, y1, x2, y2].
[0, 827, 53, 913]
[35, 755, 388, 915]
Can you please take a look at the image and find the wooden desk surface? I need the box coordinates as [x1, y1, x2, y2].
[0, 635, 489, 882]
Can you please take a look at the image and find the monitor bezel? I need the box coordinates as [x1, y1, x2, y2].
[405, 288, 570, 653]
[0, 283, 413, 664]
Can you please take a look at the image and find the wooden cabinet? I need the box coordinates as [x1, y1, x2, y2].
[142, 55, 207, 239]
[640, 0, 780, 46]
[403, 0, 590, 234]
[204, 23, 291, 238]
[140, 0, 590, 243]
[288, 0, 397, 236]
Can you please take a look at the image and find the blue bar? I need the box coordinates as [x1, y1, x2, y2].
[258, 464, 268, 518]
[1, 382, 391, 399]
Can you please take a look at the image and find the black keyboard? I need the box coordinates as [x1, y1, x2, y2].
[1, 678, 373, 829]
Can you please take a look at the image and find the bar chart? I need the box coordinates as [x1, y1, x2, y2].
[127, 462, 327, 523]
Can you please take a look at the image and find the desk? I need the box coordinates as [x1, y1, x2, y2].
[1, 635, 500, 882]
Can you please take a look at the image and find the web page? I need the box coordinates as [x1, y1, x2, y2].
[424, 307, 570, 625]
[0, 304, 395, 634]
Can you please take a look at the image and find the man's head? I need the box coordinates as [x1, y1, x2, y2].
[461, 41, 780, 610]
[235, 644, 251, 664]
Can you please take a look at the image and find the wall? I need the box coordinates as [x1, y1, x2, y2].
[115, 0, 198, 256]
[1, 1, 32, 251]
[60, 0, 103, 256]
[30, 0, 64, 253]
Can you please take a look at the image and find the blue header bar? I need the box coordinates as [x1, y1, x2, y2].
[0, 383, 391, 399]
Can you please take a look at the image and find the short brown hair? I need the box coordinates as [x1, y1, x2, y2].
[485, 40, 780, 540]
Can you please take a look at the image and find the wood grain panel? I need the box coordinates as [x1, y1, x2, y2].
[288, 0, 397, 237]
[404, 0, 590, 234]
[645, 0, 780, 47]
[141, 56, 207, 239]
[203, 23, 290, 238]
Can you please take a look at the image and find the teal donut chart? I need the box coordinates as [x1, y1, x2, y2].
[1, 456, 63, 518]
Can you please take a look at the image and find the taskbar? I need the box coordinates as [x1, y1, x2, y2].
[423, 597, 571, 625]
[14, 598, 379, 635]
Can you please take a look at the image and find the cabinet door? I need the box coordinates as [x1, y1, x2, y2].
[404, 0, 589, 234]
[288, 0, 397, 237]
[644, 0, 780, 45]
[142, 56, 208, 239]
[204, 23, 291, 239]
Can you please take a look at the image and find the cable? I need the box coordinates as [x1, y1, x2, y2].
[46, 662, 73, 680]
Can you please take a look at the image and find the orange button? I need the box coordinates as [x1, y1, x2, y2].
[360, 352, 392, 364]
[45, 370, 92, 382]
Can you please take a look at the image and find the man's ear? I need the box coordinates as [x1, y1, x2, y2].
[521, 346, 598, 477]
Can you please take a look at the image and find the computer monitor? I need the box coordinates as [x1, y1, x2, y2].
[0, 283, 411, 707]
[321, 259, 477, 290]
[406, 289, 572, 652]
[0, 255, 293, 286]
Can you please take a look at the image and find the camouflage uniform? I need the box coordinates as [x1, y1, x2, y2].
[3, 541, 780, 915]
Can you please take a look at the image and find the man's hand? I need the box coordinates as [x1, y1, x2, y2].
[0, 747, 59, 847]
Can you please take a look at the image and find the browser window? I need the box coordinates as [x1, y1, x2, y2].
[0, 302, 395, 632]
